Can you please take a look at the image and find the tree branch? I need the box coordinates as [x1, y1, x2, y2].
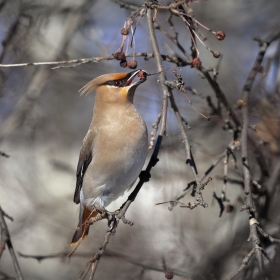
[232, 29, 280, 280]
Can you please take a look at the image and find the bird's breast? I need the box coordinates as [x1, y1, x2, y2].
[82, 104, 148, 206]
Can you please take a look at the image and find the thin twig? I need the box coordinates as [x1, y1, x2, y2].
[147, 9, 169, 136]
[148, 8, 207, 209]
[168, 81, 208, 208]
[0, 270, 16, 280]
[18, 251, 92, 261]
[228, 248, 255, 280]
[0, 207, 24, 280]
[153, 21, 192, 62]
[0, 151, 10, 158]
[146, 0, 186, 10]
[18, 249, 188, 279]
[149, 112, 162, 150]
[113, 0, 140, 11]
[154, 12, 241, 129]
[87, 232, 112, 279]
[256, 226, 280, 243]
[0, 52, 188, 70]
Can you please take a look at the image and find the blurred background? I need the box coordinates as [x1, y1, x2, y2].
[0, 0, 280, 279]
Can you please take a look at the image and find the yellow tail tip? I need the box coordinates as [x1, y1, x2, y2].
[70, 234, 88, 246]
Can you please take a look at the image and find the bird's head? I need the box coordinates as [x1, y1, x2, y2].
[79, 69, 148, 104]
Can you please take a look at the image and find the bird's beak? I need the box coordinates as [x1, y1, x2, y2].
[124, 70, 148, 87]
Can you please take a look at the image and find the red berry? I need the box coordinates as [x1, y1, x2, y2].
[120, 60, 127, 68]
[215, 31, 226, 41]
[112, 51, 126, 60]
[127, 59, 137, 69]
[213, 51, 220, 58]
[137, 70, 147, 80]
[192, 57, 201, 68]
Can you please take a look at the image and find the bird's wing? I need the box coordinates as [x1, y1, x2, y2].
[73, 132, 94, 204]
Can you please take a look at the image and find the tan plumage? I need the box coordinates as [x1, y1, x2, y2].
[71, 69, 148, 245]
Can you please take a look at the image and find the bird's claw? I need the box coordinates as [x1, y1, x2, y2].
[107, 213, 119, 233]
[121, 215, 133, 226]
[106, 210, 134, 233]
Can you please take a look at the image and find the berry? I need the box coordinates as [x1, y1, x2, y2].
[216, 31, 226, 41]
[120, 60, 127, 68]
[121, 28, 129, 35]
[112, 51, 126, 61]
[192, 57, 201, 68]
[213, 51, 220, 58]
[225, 204, 234, 213]
[127, 59, 137, 69]
[137, 70, 147, 80]
[237, 99, 246, 107]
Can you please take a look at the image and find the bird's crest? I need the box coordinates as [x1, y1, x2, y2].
[79, 73, 129, 96]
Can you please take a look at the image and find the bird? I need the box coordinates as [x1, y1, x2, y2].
[71, 69, 148, 245]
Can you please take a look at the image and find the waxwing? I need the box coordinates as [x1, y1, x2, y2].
[71, 69, 148, 245]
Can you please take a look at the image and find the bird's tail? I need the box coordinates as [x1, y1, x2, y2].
[71, 205, 98, 246]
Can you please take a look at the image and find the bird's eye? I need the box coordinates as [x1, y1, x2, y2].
[106, 80, 124, 87]
[113, 80, 123, 87]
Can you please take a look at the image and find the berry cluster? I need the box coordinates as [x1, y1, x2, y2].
[112, 51, 138, 69]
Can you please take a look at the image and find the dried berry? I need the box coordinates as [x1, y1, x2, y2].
[112, 51, 126, 61]
[121, 28, 129, 35]
[165, 271, 174, 279]
[225, 204, 234, 213]
[191, 57, 201, 68]
[215, 31, 226, 41]
[120, 60, 127, 68]
[127, 59, 137, 69]
[237, 99, 246, 107]
[137, 70, 147, 80]
[212, 51, 220, 58]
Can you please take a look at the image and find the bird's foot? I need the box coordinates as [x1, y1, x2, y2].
[120, 215, 133, 226]
[113, 209, 134, 226]
[106, 209, 134, 232]
[107, 212, 119, 233]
